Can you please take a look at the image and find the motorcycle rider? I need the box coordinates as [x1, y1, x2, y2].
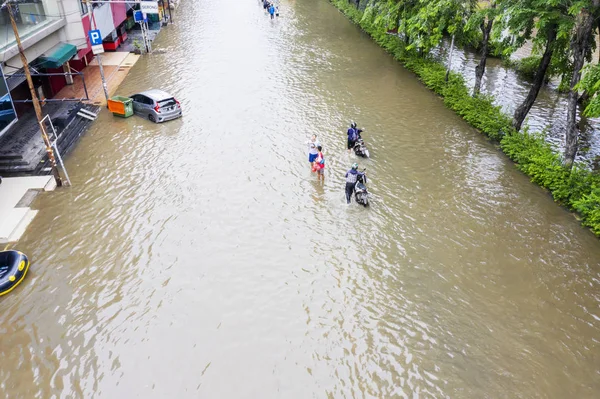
[344, 163, 365, 204]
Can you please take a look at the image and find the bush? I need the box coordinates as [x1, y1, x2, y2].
[573, 186, 600, 235]
[505, 55, 563, 82]
[513, 56, 545, 79]
[330, 0, 600, 237]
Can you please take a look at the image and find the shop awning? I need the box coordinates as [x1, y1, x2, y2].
[38, 42, 78, 69]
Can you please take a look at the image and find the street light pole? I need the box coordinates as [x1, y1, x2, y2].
[6, 2, 63, 187]
[86, 0, 109, 104]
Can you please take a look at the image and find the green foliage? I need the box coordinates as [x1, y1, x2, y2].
[577, 64, 600, 117]
[496, 0, 574, 72]
[501, 131, 569, 196]
[403, 0, 479, 53]
[515, 56, 545, 79]
[366, 0, 403, 31]
[573, 186, 600, 235]
[500, 130, 600, 231]
[330, 0, 600, 237]
[489, 38, 512, 58]
[510, 55, 565, 80]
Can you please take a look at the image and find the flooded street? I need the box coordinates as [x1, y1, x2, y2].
[2, 0, 600, 397]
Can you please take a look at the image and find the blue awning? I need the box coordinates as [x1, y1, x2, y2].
[38, 42, 78, 69]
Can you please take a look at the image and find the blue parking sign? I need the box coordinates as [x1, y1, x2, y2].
[88, 30, 102, 46]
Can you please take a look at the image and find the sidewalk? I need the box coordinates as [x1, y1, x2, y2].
[54, 52, 140, 106]
[0, 176, 56, 244]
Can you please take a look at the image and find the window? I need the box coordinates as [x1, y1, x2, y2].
[0, 0, 61, 53]
[158, 98, 176, 108]
[80, 0, 109, 14]
[0, 66, 17, 134]
[79, 1, 89, 15]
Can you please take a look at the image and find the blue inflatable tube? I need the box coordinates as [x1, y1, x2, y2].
[0, 250, 30, 296]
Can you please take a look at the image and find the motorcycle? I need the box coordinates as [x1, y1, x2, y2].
[353, 135, 370, 158]
[350, 125, 369, 158]
[354, 171, 370, 207]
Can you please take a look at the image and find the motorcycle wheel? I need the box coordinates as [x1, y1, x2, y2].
[356, 192, 368, 207]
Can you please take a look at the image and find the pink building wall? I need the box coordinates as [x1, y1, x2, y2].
[111, 3, 128, 27]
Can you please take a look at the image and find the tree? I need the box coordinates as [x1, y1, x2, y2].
[511, 23, 559, 131]
[402, 0, 477, 55]
[564, 0, 600, 167]
[470, 2, 498, 96]
[365, 0, 404, 33]
[498, 0, 573, 132]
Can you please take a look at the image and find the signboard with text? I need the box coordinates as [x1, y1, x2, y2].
[140, 1, 159, 14]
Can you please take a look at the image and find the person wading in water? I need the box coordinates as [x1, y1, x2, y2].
[306, 134, 320, 169]
[313, 145, 325, 181]
[344, 163, 364, 204]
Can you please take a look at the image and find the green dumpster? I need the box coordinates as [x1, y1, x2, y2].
[125, 16, 135, 30]
[108, 96, 134, 118]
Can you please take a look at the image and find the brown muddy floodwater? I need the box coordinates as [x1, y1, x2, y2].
[1, 0, 600, 397]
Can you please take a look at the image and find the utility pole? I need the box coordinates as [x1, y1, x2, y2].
[6, 2, 63, 187]
[86, 0, 109, 103]
[166, 0, 173, 23]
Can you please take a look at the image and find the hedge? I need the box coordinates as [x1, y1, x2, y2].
[330, 0, 600, 236]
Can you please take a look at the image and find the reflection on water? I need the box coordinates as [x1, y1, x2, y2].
[434, 41, 600, 164]
[0, 0, 599, 398]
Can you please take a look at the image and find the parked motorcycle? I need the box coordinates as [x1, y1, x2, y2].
[354, 171, 370, 207]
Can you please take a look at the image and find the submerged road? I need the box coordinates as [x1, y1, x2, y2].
[1, 0, 599, 397]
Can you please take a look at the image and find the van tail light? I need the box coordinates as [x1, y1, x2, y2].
[175, 99, 181, 108]
[154, 104, 161, 113]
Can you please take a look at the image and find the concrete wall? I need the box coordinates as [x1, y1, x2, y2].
[58, 0, 87, 50]
[76, 15, 93, 59]
[91, 3, 116, 40]
[111, 2, 128, 28]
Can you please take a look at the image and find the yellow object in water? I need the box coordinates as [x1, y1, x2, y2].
[0, 250, 30, 296]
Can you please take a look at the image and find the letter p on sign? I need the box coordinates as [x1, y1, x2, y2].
[89, 29, 104, 55]
[88, 30, 102, 46]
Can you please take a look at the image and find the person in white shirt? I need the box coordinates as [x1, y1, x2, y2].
[306, 134, 320, 169]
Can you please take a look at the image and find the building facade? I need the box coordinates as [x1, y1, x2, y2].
[0, 0, 135, 138]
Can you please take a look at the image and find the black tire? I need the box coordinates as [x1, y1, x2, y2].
[148, 114, 156, 123]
